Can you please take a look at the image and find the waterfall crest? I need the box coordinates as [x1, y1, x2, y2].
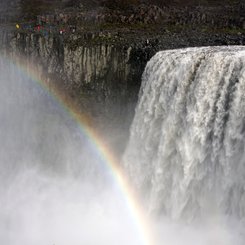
[123, 46, 245, 220]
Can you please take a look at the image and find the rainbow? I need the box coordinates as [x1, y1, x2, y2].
[1, 53, 156, 245]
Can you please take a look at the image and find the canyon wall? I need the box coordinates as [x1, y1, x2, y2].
[1, 29, 245, 154]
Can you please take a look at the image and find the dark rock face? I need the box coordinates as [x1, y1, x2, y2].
[29, 3, 245, 34]
[0, 1, 20, 23]
[1, 29, 245, 154]
[0, 31, 142, 155]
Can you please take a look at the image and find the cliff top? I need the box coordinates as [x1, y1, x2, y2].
[1, 0, 245, 38]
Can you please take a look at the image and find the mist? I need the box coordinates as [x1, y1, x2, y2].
[0, 56, 144, 245]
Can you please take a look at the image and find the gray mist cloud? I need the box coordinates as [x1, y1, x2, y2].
[0, 56, 143, 245]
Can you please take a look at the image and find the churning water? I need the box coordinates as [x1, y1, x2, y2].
[124, 46, 245, 244]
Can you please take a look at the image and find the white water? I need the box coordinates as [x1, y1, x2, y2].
[0, 57, 143, 245]
[124, 46, 245, 244]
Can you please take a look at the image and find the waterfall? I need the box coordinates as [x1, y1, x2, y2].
[123, 46, 245, 221]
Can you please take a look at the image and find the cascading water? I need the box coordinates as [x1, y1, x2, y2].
[123, 46, 245, 223]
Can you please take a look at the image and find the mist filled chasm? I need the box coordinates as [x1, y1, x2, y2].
[0, 56, 144, 245]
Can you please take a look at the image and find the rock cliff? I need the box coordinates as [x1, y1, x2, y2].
[1, 28, 245, 154]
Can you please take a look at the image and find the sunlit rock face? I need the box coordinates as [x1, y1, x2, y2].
[124, 47, 245, 221]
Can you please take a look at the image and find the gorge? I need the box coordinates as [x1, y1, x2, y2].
[1, 2, 245, 244]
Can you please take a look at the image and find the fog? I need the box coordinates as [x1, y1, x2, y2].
[1, 55, 245, 245]
[0, 56, 144, 245]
